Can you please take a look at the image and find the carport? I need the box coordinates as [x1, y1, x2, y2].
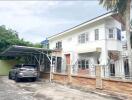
[1, 45, 54, 82]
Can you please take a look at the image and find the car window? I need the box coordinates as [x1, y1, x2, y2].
[23, 65, 36, 69]
[13, 65, 21, 69]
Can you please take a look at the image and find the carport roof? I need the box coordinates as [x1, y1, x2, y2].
[0, 45, 54, 57]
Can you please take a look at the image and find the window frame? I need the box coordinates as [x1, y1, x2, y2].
[108, 28, 115, 39]
[95, 29, 99, 40]
[78, 59, 89, 70]
[117, 28, 121, 40]
[56, 41, 62, 49]
[78, 33, 89, 44]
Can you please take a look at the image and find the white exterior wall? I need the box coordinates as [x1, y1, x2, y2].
[105, 18, 122, 51]
[104, 18, 124, 77]
[49, 16, 124, 77]
[49, 20, 107, 64]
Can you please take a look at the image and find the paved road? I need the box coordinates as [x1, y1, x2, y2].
[0, 77, 34, 100]
[0, 76, 123, 100]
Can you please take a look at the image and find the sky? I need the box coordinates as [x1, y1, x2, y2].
[0, 0, 108, 43]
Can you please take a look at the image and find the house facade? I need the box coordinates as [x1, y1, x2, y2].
[48, 12, 125, 78]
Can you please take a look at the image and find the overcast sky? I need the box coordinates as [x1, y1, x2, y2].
[0, 1, 108, 43]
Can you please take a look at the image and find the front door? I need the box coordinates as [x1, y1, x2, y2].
[65, 54, 70, 65]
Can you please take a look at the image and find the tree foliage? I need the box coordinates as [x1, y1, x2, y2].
[99, 0, 127, 15]
[0, 25, 41, 53]
[33, 43, 43, 48]
[100, 0, 132, 76]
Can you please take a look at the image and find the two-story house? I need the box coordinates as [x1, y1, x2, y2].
[48, 12, 125, 78]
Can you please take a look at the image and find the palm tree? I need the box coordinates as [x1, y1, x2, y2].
[130, 19, 132, 29]
[99, 0, 132, 77]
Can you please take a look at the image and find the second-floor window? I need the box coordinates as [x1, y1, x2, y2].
[95, 29, 99, 40]
[78, 33, 89, 44]
[108, 28, 114, 39]
[56, 41, 62, 49]
[117, 28, 121, 40]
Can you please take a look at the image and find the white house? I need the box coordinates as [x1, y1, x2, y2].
[48, 12, 126, 78]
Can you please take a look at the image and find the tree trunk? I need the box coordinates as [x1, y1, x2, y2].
[125, 0, 132, 78]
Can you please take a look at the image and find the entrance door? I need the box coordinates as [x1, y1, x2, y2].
[65, 54, 70, 65]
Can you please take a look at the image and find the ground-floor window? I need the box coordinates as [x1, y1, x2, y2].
[78, 59, 89, 70]
[124, 59, 130, 77]
[110, 64, 115, 76]
[52, 56, 62, 73]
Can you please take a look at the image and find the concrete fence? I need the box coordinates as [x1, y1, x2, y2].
[42, 65, 132, 96]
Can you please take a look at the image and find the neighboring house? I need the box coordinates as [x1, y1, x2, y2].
[48, 12, 125, 78]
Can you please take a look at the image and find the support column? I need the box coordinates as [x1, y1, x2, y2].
[67, 64, 72, 84]
[50, 56, 53, 82]
[96, 65, 102, 89]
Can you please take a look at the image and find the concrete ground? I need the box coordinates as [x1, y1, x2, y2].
[0, 76, 129, 100]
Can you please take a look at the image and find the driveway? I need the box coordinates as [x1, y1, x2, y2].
[0, 76, 126, 100]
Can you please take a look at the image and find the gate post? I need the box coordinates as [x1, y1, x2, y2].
[67, 64, 72, 84]
[95, 65, 102, 89]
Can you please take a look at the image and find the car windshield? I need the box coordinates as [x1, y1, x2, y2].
[22, 65, 36, 69]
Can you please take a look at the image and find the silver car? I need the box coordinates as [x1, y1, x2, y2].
[9, 64, 38, 82]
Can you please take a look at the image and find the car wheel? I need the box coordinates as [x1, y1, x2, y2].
[15, 76, 20, 82]
[32, 78, 36, 82]
[8, 73, 12, 80]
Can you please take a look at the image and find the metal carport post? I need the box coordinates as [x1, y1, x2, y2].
[35, 50, 53, 82]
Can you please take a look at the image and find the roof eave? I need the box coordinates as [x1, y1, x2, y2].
[48, 12, 115, 40]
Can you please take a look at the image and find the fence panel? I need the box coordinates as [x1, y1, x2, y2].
[103, 57, 132, 80]
[72, 64, 96, 77]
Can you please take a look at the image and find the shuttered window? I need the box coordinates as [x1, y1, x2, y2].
[78, 33, 89, 44]
[95, 29, 99, 40]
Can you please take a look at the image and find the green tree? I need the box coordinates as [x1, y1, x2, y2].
[0, 25, 35, 53]
[33, 43, 43, 48]
[99, 0, 132, 76]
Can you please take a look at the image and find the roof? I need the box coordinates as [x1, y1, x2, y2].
[1, 45, 53, 57]
[48, 12, 115, 40]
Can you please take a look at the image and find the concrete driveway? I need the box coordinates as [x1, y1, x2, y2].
[0, 76, 127, 100]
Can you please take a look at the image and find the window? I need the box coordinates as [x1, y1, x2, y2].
[81, 60, 85, 69]
[81, 33, 85, 43]
[95, 29, 99, 40]
[56, 41, 62, 49]
[78, 60, 81, 68]
[110, 64, 115, 76]
[56, 57, 62, 72]
[78, 59, 89, 70]
[86, 60, 89, 68]
[124, 59, 130, 77]
[86, 33, 89, 42]
[117, 28, 121, 40]
[108, 28, 114, 38]
[78, 33, 89, 44]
